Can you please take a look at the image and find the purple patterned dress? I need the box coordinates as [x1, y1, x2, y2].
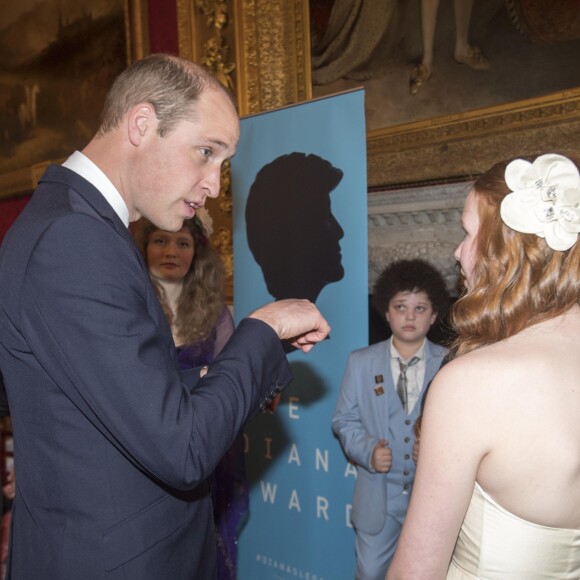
[176, 308, 249, 580]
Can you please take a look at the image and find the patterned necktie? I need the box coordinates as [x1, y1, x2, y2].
[397, 356, 419, 413]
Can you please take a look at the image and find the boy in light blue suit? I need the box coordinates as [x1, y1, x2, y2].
[333, 259, 449, 579]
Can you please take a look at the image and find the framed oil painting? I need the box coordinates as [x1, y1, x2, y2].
[0, 0, 147, 199]
[310, 0, 580, 187]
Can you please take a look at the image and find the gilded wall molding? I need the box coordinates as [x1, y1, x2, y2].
[367, 89, 580, 188]
[126, 0, 149, 61]
[177, 0, 312, 114]
[176, 0, 196, 62]
[233, 0, 312, 115]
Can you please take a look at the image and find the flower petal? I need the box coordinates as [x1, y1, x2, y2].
[543, 221, 579, 251]
[534, 154, 580, 192]
[558, 187, 580, 207]
[504, 159, 535, 192]
[558, 207, 580, 233]
[500, 193, 543, 234]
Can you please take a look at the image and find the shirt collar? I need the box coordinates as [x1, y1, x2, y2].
[389, 337, 426, 363]
[62, 151, 129, 228]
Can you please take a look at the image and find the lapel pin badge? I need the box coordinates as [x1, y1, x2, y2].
[374, 374, 384, 396]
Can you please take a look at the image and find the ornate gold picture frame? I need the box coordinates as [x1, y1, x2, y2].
[366, 87, 580, 188]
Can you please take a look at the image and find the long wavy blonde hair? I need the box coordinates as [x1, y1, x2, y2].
[135, 217, 226, 345]
[449, 153, 580, 359]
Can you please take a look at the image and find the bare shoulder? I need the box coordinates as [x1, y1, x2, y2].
[426, 339, 531, 414]
[429, 308, 580, 409]
[429, 344, 502, 393]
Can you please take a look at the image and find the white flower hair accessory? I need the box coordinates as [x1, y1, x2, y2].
[499, 153, 580, 251]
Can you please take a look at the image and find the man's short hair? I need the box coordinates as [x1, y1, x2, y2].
[97, 53, 235, 137]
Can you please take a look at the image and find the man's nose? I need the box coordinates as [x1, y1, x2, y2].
[202, 166, 222, 199]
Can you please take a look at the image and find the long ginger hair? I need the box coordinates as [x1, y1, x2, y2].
[449, 154, 580, 359]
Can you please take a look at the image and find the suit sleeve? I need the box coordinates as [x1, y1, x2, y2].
[332, 351, 379, 472]
[212, 307, 235, 358]
[21, 214, 291, 490]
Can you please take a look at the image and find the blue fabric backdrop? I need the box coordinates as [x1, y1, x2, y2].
[232, 90, 367, 580]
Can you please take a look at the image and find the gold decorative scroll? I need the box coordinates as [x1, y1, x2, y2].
[232, 0, 312, 115]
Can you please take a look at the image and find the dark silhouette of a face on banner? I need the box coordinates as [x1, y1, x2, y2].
[246, 152, 345, 303]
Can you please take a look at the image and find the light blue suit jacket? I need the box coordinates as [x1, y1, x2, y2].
[333, 338, 447, 534]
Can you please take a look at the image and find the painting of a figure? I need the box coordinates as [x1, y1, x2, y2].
[0, 0, 127, 177]
[310, 0, 580, 131]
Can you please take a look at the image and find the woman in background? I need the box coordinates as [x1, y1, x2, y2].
[136, 215, 248, 580]
[389, 152, 580, 579]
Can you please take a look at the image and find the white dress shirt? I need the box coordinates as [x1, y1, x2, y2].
[389, 338, 427, 413]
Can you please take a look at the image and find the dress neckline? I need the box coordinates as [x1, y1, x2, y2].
[474, 482, 580, 533]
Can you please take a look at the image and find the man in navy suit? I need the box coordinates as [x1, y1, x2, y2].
[333, 259, 448, 579]
[0, 54, 329, 579]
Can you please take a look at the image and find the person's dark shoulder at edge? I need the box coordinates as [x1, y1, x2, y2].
[0, 374, 9, 418]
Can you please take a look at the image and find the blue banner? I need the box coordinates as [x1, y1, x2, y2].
[231, 90, 367, 580]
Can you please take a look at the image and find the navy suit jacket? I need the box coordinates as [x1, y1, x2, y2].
[0, 165, 291, 579]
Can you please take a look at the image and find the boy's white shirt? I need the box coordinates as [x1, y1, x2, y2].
[389, 337, 427, 413]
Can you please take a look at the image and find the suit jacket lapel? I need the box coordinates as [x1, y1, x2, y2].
[370, 341, 392, 391]
[422, 340, 443, 390]
[40, 164, 152, 273]
[39, 165, 174, 348]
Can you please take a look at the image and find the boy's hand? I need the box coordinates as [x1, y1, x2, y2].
[412, 440, 420, 464]
[371, 439, 392, 473]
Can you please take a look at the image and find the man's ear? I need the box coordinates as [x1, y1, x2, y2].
[128, 103, 156, 145]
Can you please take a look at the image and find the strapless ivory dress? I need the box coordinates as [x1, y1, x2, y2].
[446, 482, 580, 579]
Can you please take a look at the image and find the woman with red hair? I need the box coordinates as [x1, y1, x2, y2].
[389, 152, 580, 579]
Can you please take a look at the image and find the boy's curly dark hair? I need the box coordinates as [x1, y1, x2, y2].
[372, 259, 449, 320]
